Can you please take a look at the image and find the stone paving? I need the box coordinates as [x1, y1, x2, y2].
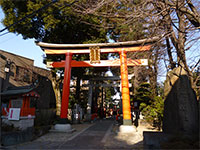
[4, 119, 158, 150]
[104, 121, 157, 150]
[5, 123, 93, 149]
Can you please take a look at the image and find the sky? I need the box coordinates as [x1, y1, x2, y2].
[0, 8, 46, 69]
[0, 7, 199, 83]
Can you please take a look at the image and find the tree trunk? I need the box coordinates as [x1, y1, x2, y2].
[176, 4, 194, 87]
[148, 49, 158, 97]
[51, 76, 61, 116]
[166, 37, 176, 69]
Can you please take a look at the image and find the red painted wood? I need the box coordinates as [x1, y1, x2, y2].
[37, 41, 153, 122]
[20, 108, 35, 116]
[60, 53, 72, 119]
[119, 50, 132, 121]
[50, 59, 146, 68]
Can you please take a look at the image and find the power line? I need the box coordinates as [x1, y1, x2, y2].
[0, 0, 58, 34]
[0, 31, 10, 37]
[0, 0, 79, 38]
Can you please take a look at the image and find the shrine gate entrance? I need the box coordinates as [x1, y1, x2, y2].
[36, 38, 157, 125]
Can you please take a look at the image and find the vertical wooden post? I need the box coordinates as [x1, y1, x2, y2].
[86, 83, 93, 121]
[60, 53, 72, 121]
[119, 50, 132, 125]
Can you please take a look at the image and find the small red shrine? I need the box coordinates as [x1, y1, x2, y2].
[1, 87, 39, 130]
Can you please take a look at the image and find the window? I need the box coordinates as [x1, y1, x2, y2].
[11, 98, 23, 108]
[2, 103, 8, 108]
[15, 66, 32, 83]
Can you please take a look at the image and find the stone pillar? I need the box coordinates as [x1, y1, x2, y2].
[119, 50, 132, 125]
[86, 83, 93, 121]
[60, 53, 72, 122]
[163, 67, 199, 138]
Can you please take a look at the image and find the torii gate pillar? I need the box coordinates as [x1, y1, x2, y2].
[36, 38, 158, 127]
[60, 53, 72, 122]
[59, 50, 133, 125]
[119, 50, 132, 125]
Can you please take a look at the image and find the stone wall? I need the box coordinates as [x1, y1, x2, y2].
[2, 127, 34, 146]
[34, 109, 56, 126]
[2, 117, 34, 130]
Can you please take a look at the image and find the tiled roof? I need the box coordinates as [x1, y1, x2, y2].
[0, 86, 34, 96]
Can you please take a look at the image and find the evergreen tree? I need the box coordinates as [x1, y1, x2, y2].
[0, 0, 108, 43]
[135, 82, 164, 130]
[0, 0, 110, 113]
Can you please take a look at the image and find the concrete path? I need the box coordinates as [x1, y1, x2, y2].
[5, 119, 151, 150]
[58, 120, 112, 149]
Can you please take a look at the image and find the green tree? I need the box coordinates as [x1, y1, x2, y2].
[0, 0, 108, 43]
[0, 0, 110, 115]
[135, 82, 152, 105]
[135, 82, 164, 130]
[135, 82, 152, 112]
[72, 0, 200, 89]
[141, 96, 164, 130]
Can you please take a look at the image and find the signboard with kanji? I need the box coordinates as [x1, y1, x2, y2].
[8, 108, 21, 120]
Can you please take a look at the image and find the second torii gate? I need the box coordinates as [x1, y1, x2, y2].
[36, 37, 158, 125]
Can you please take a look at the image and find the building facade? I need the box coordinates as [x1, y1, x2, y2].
[0, 49, 56, 130]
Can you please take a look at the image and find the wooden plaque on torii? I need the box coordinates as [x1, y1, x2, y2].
[36, 37, 158, 125]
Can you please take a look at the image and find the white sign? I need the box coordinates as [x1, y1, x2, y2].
[5, 67, 9, 72]
[8, 108, 21, 120]
[141, 59, 148, 65]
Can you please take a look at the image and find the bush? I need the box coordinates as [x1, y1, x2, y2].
[140, 96, 164, 130]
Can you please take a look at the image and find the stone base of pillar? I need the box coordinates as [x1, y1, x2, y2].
[50, 124, 75, 133]
[119, 125, 136, 133]
[123, 119, 132, 125]
[59, 118, 70, 124]
[84, 114, 91, 122]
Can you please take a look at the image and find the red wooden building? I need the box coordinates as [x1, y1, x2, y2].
[1, 87, 39, 129]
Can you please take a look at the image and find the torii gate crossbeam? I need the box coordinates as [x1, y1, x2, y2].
[36, 38, 158, 125]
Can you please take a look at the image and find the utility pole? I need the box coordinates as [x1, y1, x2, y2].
[0, 77, 2, 147]
[0, 54, 11, 146]
[0, 61, 4, 146]
[3, 59, 12, 91]
[0, 54, 6, 147]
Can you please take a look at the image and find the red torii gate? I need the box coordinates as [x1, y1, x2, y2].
[36, 37, 158, 125]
